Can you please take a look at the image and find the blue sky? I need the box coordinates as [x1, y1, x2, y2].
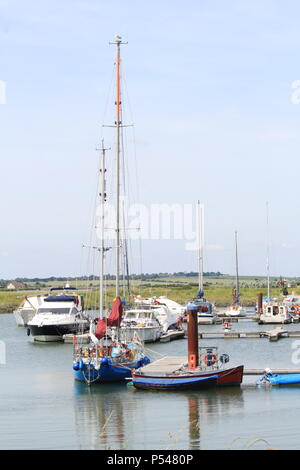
[1, 0, 300, 278]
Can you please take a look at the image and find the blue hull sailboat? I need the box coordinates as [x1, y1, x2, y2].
[72, 36, 150, 385]
[73, 297, 150, 385]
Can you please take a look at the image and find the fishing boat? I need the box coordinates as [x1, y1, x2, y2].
[13, 294, 46, 326]
[185, 202, 216, 325]
[130, 300, 244, 391]
[257, 369, 300, 386]
[27, 286, 88, 341]
[72, 36, 150, 384]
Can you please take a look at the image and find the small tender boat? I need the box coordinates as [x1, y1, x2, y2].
[257, 369, 300, 386]
[223, 320, 231, 330]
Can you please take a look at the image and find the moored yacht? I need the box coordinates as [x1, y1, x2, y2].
[258, 302, 291, 324]
[27, 286, 88, 342]
[134, 295, 185, 318]
[120, 307, 164, 343]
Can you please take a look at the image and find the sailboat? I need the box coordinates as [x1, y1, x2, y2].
[222, 231, 246, 317]
[185, 202, 216, 324]
[72, 36, 150, 384]
[257, 203, 291, 325]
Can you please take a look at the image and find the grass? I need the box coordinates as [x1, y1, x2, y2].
[2, 277, 299, 312]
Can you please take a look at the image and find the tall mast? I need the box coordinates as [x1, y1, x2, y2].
[197, 201, 204, 296]
[99, 140, 108, 319]
[234, 230, 240, 305]
[266, 201, 270, 300]
[110, 35, 127, 297]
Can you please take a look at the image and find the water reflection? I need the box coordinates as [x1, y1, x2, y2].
[73, 381, 128, 450]
[185, 387, 244, 450]
[72, 378, 245, 450]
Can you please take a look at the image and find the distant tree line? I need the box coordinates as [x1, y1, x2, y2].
[0, 271, 224, 284]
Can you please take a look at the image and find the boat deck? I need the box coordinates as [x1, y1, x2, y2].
[139, 356, 300, 376]
[140, 356, 187, 374]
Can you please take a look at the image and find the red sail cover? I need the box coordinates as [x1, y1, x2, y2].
[95, 318, 107, 339]
[108, 296, 123, 327]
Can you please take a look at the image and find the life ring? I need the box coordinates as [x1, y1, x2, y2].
[203, 353, 217, 366]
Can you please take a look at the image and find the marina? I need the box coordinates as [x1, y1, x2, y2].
[2, 1, 300, 454]
[3, 312, 300, 449]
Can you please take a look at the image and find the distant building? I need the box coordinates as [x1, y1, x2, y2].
[6, 282, 26, 290]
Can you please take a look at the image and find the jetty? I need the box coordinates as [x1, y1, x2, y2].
[244, 368, 300, 375]
[136, 356, 300, 377]
[195, 327, 300, 341]
[159, 329, 185, 342]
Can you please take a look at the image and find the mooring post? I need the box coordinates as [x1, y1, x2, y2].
[187, 302, 199, 370]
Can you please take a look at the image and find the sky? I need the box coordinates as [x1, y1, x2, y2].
[1, 0, 300, 279]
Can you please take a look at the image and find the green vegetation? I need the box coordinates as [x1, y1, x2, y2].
[2, 274, 300, 312]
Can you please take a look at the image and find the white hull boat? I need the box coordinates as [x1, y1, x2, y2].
[120, 308, 164, 343]
[219, 305, 246, 317]
[258, 303, 291, 324]
[28, 287, 89, 342]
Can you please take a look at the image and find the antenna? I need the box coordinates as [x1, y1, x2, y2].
[197, 201, 204, 297]
[266, 201, 270, 301]
[234, 230, 240, 304]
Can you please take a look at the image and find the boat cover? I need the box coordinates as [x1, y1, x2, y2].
[44, 295, 75, 302]
[268, 374, 300, 385]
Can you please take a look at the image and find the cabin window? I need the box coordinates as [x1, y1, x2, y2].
[37, 308, 70, 314]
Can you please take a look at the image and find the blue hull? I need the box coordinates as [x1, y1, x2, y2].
[132, 374, 218, 391]
[73, 357, 150, 384]
[268, 374, 300, 385]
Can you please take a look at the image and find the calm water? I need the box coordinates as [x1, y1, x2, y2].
[1, 313, 300, 450]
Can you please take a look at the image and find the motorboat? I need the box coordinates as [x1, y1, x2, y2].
[27, 286, 89, 341]
[134, 295, 185, 318]
[133, 296, 180, 330]
[283, 294, 300, 318]
[13, 295, 46, 326]
[120, 307, 164, 343]
[258, 302, 291, 324]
